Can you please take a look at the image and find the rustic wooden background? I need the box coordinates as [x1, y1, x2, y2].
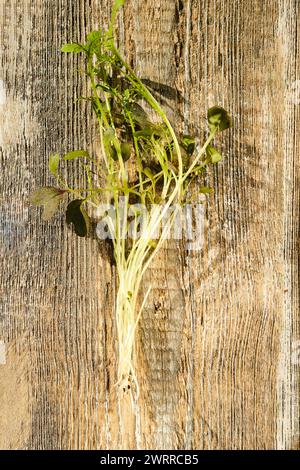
[0, 0, 299, 450]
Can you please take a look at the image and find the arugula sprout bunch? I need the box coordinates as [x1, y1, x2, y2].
[31, 0, 231, 397]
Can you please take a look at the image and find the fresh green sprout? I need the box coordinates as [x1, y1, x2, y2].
[30, 0, 231, 397]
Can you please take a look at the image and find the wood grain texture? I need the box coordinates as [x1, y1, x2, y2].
[0, 0, 299, 450]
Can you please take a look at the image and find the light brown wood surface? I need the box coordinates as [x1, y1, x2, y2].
[0, 0, 299, 450]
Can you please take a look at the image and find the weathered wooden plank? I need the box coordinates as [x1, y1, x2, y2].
[276, 0, 300, 450]
[0, 0, 113, 450]
[0, 0, 299, 450]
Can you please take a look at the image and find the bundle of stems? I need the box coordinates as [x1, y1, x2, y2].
[31, 0, 231, 398]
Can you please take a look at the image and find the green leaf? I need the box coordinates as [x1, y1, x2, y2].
[199, 186, 213, 194]
[61, 43, 84, 53]
[134, 125, 164, 139]
[30, 187, 66, 220]
[108, 142, 131, 162]
[49, 153, 60, 177]
[143, 167, 154, 180]
[206, 145, 222, 163]
[108, 145, 118, 161]
[103, 129, 118, 161]
[96, 82, 112, 93]
[86, 31, 102, 43]
[170, 144, 189, 168]
[103, 128, 115, 144]
[181, 135, 196, 155]
[86, 31, 103, 55]
[129, 103, 151, 128]
[63, 150, 89, 160]
[121, 142, 131, 161]
[66, 199, 90, 237]
[207, 106, 231, 132]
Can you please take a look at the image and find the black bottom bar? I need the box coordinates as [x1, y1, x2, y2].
[0, 450, 299, 465]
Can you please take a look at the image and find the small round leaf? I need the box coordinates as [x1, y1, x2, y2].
[207, 106, 231, 132]
[206, 145, 222, 163]
[66, 199, 90, 237]
[121, 142, 131, 161]
[181, 135, 196, 155]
